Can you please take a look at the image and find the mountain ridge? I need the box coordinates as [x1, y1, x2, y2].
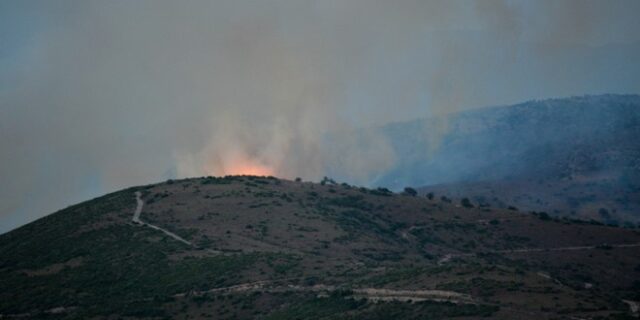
[2, 175, 640, 319]
[372, 94, 640, 223]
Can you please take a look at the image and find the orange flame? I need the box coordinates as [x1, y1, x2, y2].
[223, 161, 274, 176]
[202, 149, 276, 177]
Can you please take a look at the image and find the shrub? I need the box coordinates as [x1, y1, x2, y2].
[598, 208, 610, 220]
[461, 198, 474, 208]
[321, 176, 337, 185]
[370, 188, 393, 196]
[403, 187, 417, 196]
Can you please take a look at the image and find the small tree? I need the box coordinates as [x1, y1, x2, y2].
[538, 212, 551, 220]
[461, 198, 474, 208]
[403, 187, 417, 196]
[598, 208, 610, 220]
[321, 176, 336, 185]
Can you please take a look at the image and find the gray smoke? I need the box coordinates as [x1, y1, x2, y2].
[1, 0, 639, 232]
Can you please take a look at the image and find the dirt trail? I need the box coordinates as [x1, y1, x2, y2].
[132, 192, 220, 253]
[172, 279, 474, 304]
[498, 243, 640, 254]
[132, 191, 192, 246]
[351, 288, 473, 303]
[623, 300, 639, 317]
[128, 193, 639, 315]
[132, 191, 143, 223]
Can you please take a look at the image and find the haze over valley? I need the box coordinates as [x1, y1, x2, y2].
[1, 1, 640, 319]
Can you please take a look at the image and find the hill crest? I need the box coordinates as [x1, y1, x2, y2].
[2, 175, 640, 318]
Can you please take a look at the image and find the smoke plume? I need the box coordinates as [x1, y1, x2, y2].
[1, 0, 640, 232]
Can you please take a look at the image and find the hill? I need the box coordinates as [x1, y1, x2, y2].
[373, 94, 640, 223]
[1, 176, 640, 319]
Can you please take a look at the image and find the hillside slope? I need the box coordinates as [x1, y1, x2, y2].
[373, 94, 640, 223]
[1, 176, 640, 319]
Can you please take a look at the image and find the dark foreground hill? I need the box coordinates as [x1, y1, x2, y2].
[1, 176, 640, 319]
[374, 94, 640, 223]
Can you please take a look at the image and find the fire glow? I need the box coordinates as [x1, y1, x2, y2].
[219, 158, 275, 177]
[197, 148, 278, 178]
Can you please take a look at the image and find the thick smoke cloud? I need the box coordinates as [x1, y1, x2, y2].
[1, 0, 640, 232]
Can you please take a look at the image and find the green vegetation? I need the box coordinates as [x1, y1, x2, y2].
[325, 195, 374, 211]
[0, 221, 260, 317]
[265, 293, 498, 320]
[537, 211, 551, 220]
[359, 267, 427, 286]
[2, 176, 639, 319]
[437, 277, 523, 297]
[369, 187, 393, 196]
[345, 301, 499, 320]
[461, 198, 474, 208]
[403, 187, 418, 196]
[0, 189, 268, 318]
[266, 292, 363, 320]
[334, 209, 389, 238]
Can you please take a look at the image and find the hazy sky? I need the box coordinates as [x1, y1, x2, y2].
[1, 0, 640, 233]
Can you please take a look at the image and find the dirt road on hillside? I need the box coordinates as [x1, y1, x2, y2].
[132, 192, 219, 251]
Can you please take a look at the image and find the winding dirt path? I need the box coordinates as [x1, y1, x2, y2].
[129, 193, 639, 315]
[132, 192, 221, 253]
[172, 280, 474, 304]
[623, 300, 639, 317]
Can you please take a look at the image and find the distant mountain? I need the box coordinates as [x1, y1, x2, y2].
[375, 94, 640, 223]
[1, 176, 640, 319]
